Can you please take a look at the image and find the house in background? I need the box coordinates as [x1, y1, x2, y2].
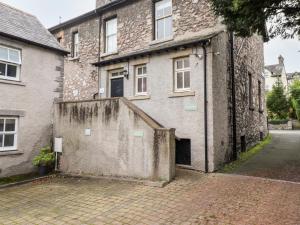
[0, 3, 67, 178]
[287, 72, 300, 86]
[265, 55, 288, 92]
[50, 0, 267, 175]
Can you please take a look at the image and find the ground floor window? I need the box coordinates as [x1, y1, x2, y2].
[0, 117, 18, 151]
[174, 57, 191, 92]
[135, 65, 147, 95]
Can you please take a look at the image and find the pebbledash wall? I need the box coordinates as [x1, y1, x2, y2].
[0, 36, 63, 178]
[54, 98, 176, 181]
[50, 0, 267, 172]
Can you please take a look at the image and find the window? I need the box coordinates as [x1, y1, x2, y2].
[72, 32, 79, 58]
[155, 0, 173, 40]
[135, 65, 147, 95]
[105, 18, 117, 53]
[0, 45, 21, 81]
[0, 117, 18, 151]
[248, 73, 253, 109]
[174, 57, 190, 92]
[258, 80, 263, 112]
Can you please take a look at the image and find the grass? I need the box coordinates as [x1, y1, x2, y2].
[0, 173, 39, 186]
[220, 134, 272, 173]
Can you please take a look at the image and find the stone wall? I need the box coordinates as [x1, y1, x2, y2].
[233, 35, 268, 151]
[54, 98, 176, 181]
[100, 0, 220, 58]
[53, 18, 100, 101]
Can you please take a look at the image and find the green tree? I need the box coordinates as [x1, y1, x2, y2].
[289, 79, 300, 120]
[267, 81, 289, 119]
[210, 0, 300, 38]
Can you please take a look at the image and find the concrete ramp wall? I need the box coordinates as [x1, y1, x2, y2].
[54, 98, 175, 182]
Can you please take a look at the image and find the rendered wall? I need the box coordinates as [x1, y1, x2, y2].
[54, 98, 176, 181]
[0, 37, 63, 178]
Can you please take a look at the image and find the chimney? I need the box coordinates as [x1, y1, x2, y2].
[96, 0, 114, 8]
[278, 55, 284, 65]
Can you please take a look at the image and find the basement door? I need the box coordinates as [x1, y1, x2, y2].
[176, 139, 191, 165]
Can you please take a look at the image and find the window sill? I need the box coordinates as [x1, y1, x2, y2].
[0, 79, 25, 87]
[68, 57, 80, 61]
[128, 95, 151, 101]
[101, 51, 119, 58]
[150, 37, 174, 46]
[168, 91, 195, 98]
[0, 150, 23, 157]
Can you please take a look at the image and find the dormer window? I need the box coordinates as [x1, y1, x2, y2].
[0, 45, 21, 81]
[155, 0, 173, 41]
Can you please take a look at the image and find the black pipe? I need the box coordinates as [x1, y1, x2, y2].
[229, 32, 237, 161]
[202, 44, 209, 173]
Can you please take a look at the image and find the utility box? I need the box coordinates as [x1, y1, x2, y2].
[54, 138, 63, 153]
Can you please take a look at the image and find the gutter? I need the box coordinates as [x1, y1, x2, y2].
[0, 32, 69, 55]
[202, 43, 209, 173]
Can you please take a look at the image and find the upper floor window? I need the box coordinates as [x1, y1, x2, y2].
[155, 0, 173, 40]
[174, 57, 190, 92]
[105, 18, 117, 53]
[258, 80, 263, 112]
[0, 117, 18, 151]
[135, 65, 147, 95]
[248, 73, 254, 109]
[0, 45, 21, 81]
[72, 32, 79, 58]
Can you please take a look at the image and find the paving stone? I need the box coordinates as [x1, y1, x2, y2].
[0, 169, 299, 225]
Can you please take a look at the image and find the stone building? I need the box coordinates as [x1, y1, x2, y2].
[50, 0, 267, 173]
[0, 3, 67, 177]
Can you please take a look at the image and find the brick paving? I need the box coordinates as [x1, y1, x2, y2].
[0, 170, 299, 225]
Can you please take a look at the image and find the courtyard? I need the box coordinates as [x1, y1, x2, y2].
[0, 169, 299, 225]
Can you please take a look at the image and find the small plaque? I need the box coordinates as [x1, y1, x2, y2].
[99, 88, 105, 94]
[184, 104, 198, 111]
[134, 131, 144, 137]
[85, 129, 91, 136]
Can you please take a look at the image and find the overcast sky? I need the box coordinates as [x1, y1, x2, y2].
[1, 0, 299, 72]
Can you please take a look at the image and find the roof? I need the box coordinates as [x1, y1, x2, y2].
[265, 64, 284, 76]
[93, 32, 221, 67]
[0, 2, 68, 54]
[49, 0, 127, 32]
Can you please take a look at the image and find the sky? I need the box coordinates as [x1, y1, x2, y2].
[1, 0, 299, 73]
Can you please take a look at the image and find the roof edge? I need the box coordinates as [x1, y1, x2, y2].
[0, 32, 69, 55]
[93, 32, 221, 67]
[49, 0, 128, 32]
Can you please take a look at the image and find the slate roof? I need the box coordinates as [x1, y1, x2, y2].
[265, 64, 284, 76]
[0, 2, 67, 54]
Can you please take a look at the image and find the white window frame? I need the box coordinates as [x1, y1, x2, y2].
[0, 117, 18, 152]
[72, 32, 79, 58]
[174, 57, 191, 92]
[135, 65, 148, 96]
[105, 18, 118, 53]
[0, 45, 21, 81]
[155, 0, 173, 41]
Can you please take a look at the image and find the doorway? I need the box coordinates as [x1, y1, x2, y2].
[176, 139, 191, 165]
[110, 70, 124, 98]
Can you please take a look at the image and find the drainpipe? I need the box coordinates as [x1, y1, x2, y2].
[230, 32, 237, 161]
[97, 14, 102, 99]
[202, 43, 209, 173]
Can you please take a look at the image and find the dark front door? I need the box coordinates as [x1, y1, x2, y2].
[176, 139, 191, 165]
[111, 78, 124, 97]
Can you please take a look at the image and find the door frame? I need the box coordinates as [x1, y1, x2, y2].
[108, 69, 125, 98]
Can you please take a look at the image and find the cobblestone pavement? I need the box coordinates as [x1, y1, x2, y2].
[234, 130, 300, 182]
[0, 170, 299, 225]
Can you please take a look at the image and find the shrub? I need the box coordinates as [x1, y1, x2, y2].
[266, 81, 289, 119]
[32, 146, 55, 167]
